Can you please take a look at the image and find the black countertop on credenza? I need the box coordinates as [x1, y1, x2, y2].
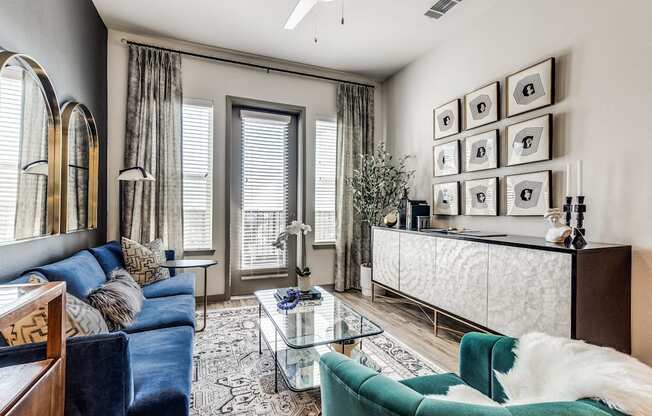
[373, 226, 631, 254]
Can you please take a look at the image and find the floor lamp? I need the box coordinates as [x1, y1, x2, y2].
[118, 166, 155, 238]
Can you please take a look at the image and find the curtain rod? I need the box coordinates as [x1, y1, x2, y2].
[121, 39, 375, 89]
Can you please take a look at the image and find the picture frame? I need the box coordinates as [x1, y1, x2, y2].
[464, 129, 499, 172]
[505, 170, 552, 216]
[464, 81, 500, 130]
[432, 181, 460, 216]
[506, 57, 555, 117]
[433, 140, 460, 177]
[506, 114, 552, 166]
[433, 99, 461, 139]
[464, 177, 498, 216]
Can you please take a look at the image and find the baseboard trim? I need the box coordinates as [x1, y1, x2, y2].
[196, 294, 227, 303]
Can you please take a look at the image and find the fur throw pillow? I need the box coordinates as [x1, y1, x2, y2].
[87, 268, 145, 331]
[1, 275, 108, 346]
[121, 237, 170, 286]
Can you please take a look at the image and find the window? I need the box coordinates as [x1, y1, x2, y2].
[240, 110, 291, 271]
[182, 99, 213, 251]
[314, 119, 337, 244]
[0, 71, 22, 243]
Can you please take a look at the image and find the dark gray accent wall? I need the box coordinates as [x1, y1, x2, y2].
[0, 0, 107, 279]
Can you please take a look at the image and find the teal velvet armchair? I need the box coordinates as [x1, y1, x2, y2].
[319, 332, 625, 416]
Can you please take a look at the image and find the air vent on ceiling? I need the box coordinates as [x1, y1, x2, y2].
[425, 0, 462, 19]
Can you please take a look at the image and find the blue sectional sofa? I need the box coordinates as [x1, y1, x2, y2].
[0, 241, 196, 416]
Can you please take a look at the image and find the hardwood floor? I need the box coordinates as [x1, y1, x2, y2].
[204, 287, 464, 373]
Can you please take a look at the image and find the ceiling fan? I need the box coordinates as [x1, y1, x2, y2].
[284, 0, 336, 30]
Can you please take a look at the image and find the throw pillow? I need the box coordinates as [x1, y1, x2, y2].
[121, 237, 170, 286]
[87, 268, 145, 331]
[0, 275, 109, 346]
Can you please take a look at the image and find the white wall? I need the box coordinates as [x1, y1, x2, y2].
[382, 0, 652, 364]
[107, 30, 381, 297]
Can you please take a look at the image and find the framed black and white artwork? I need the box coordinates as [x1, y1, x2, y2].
[433, 140, 460, 177]
[505, 170, 551, 216]
[506, 57, 555, 117]
[464, 82, 500, 130]
[464, 130, 499, 172]
[433, 99, 461, 139]
[432, 182, 460, 216]
[464, 177, 498, 216]
[506, 114, 552, 166]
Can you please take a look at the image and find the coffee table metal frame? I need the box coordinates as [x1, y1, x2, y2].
[255, 287, 384, 393]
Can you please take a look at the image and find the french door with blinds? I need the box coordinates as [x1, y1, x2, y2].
[230, 105, 298, 295]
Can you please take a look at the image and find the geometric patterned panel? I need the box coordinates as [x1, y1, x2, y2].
[399, 233, 437, 304]
[372, 228, 400, 290]
[0, 275, 108, 346]
[121, 237, 170, 286]
[487, 245, 572, 338]
[434, 239, 489, 326]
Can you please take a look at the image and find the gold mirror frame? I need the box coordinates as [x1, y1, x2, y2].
[60, 102, 99, 232]
[0, 51, 62, 240]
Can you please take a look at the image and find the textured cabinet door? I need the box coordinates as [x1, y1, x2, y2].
[434, 239, 489, 326]
[399, 233, 437, 303]
[372, 228, 400, 290]
[488, 245, 572, 338]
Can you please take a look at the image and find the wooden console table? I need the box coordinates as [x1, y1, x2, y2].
[0, 282, 66, 416]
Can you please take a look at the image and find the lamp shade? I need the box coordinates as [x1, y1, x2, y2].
[22, 160, 49, 176]
[118, 166, 155, 182]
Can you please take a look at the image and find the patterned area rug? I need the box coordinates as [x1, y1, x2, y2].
[191, 306, 445, 416]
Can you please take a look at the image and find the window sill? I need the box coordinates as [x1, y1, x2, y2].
[183, 249, 216, 256]
[312, 242, 335, 249]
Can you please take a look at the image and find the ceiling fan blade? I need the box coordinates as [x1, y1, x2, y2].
[284, 0, 319, 30]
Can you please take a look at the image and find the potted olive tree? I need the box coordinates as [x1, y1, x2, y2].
[346, 143, 414, 296]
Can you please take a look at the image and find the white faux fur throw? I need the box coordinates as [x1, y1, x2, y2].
[428, 333, 652, 415]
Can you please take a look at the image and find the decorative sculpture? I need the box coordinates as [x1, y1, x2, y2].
[543, 208, 572, 243]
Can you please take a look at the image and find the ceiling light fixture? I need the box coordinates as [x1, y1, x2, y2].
[284, 0, 336, 30]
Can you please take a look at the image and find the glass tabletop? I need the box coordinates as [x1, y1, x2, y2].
[254, 286, 383, 349]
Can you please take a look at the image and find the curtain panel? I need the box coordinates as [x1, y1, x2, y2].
[334, 83, 374, 292]
[122, 44, 183, 253]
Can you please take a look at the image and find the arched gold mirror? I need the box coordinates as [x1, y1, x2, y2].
[61, 102, 98, 232]
[0, 51, 60, 244]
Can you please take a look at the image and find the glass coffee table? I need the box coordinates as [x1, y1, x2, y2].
[255, 286, 383, 392]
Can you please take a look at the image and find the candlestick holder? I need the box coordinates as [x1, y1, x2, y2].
[570, 196, 587, 249]
[562, 196, 573, 227]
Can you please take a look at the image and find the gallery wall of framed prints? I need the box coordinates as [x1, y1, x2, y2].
[431, 55, 558, 218]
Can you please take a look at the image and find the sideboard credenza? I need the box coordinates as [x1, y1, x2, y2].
[371, 227, 631, 353]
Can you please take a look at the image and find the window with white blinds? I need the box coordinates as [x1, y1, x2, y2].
[240, 110, 291, 271]
[182, 99, 213, 251]
[0, 73, 23, 243]
[314, 119, 337, 243]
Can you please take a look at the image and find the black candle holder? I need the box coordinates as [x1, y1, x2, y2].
[571, 195, 587, 249]
[563, 196, 573, 227]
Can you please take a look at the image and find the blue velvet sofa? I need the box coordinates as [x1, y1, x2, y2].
[0, 241, 196, 416]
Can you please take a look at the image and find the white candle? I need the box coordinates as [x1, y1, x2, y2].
[565, 163, 572, 196]
[577, 160, 584, 196]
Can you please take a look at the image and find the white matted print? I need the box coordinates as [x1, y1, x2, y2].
[432, 182, 460, 215]
[506, 57, 555, 117]
[464, 82, 499, 130]
[433, 140, 460, 177]
[464, 130, 498, 172]
[507, 114, 552, 166]
[434, 99, 460, 139]
[464, 177, 498, 216]
[506, 171, 551, 216]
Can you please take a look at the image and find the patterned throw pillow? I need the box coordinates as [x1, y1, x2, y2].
[0, 275, 109, 346]
[121, 237, 170, 286]
[87, 268, 145, 331]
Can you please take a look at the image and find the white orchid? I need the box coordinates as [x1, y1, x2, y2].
[271, 221, 312, 250]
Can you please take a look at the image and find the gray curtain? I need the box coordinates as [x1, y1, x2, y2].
[122, 44, 183, 253]
[335, 83, 374, 292]
[67, 112, 89, 230]
[14, 74, 48, 239]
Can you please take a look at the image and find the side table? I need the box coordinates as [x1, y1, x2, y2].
[159, 259, 218, 332]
